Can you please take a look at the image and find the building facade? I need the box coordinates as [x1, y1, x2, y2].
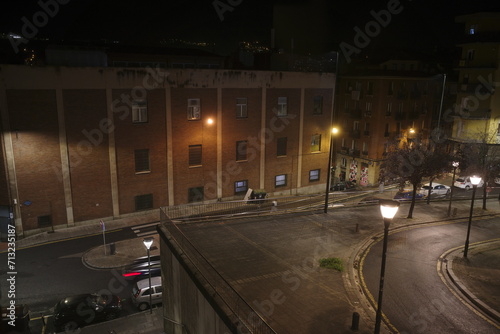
[452, 12, 500, 144]
[333, 73, 442, 186]
[0, 65, 335, 236]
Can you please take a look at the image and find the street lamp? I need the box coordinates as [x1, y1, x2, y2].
[324, 127, 339, 213]
[447, 161, 459, 217]
[374, 199, 400, 334]
[143, 237, 154, 313]
[463, 175, 481, 258]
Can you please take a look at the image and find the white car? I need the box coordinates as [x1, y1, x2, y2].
[454, 176, 484, 190]
[420, 183, 450, 196]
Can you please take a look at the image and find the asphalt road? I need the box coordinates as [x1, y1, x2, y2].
[0, 227, 139, 333]
[362, 217, 500, 334]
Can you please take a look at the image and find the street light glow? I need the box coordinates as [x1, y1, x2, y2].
[452, 161, 459, 168]
[379, 200, 400, 220]
[332, 127, 339, 135]
[143, 237, 153, 250]
[470, 175, 482, 185]
[207, 118, 214, 125]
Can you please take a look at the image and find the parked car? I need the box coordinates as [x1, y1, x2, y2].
[53, 293, 122, 332]
[130, 254, 161, 265]
[331, 181, 356, 191]
[358, 196, 382, 205]
[393, 191, 425, 201]
[420, 183, 451, 196]
[454, 176, 484, 190]
[131, 276, 163, 311]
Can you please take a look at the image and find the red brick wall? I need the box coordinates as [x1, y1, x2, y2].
[171, 88, 218, 204]
[264, 88, 301, 193]
[221, 88, 262, 198]
[7, 89, 66, 229]
[63, 89, 113, 221]
[112, 88, 168, 214]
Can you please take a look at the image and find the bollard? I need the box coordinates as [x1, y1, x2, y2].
[351, 312, 360, 331]
[452, 207, 458, 217]
[109, 242, 116, 255]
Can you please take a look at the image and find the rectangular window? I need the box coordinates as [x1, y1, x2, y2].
[353, 121, 360, 131]
[187, 98, 201, 120]
[344, 100, 349, 113]
[277, 137, 287, 156]
[467, 49, 475, 61]
[386, 103, 392, 116]
[236, 98, 248, 118]
[132, 100, 148, 123]
[275, 174, 287, 187]
[236, 140, 247, 161]
[365, 102, 372, 111]
[309, 169, 320, 182]
[311, 134, 321, 152]
[235, 180, 248, 194]
[277, 97, 287, 116]
[313, 96, 323, 114]
[135, 194, 153, 211]
[364, 122, 370, 136]
[188, 187, 204, 203]
[189, 144, 202, 166]
[388, 82, 394, 95]
[38, 215, 52, 228]
[367, 81, 374, 95]
[341, 157, 347, 167]
[384, 123, 390, 137]
[135, 149, 150, 173]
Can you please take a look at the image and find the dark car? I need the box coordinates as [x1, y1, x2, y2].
[53, 293, 122, 332]
[331, 181, 356, 191]
[1, 304, 30, 333]
[130, 255, 161, 265]
[393, 191, 425, 201]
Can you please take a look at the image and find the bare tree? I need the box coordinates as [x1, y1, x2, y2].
[382, 140, 452, 218]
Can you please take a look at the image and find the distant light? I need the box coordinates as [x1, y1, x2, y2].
[470, 176, 482, 185]
[8, 33, 23, 39]
[207, 118, 214, 125]
[332, 127, 339, 135]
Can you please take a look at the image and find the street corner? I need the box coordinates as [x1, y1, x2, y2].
[82, 236, 161, 270]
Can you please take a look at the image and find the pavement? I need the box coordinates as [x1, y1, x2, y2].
[4, 185, 500, 333]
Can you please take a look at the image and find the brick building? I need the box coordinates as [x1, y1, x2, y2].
[0, 65, 335, 236]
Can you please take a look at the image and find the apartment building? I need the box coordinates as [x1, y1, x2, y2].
[334, 70, 442, 186]
[452, 12, 500, 144]
[0, 65, 335, 236]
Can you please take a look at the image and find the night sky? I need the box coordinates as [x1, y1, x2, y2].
[1, 0, 500, 57]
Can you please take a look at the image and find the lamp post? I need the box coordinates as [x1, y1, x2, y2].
[463, 175, 481, 258]
[447, 161, 459, 217]
[374, 199, 400, 334]
[324, 127, 339, 213]
[143, 237, 154, 313]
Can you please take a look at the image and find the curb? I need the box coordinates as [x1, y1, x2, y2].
[442, 246, 500, 324]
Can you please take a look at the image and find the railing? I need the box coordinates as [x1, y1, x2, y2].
[165, 194, 324, 221]
[161, 209, 277, 334]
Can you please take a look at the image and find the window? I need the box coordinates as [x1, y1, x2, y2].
[467, 49, 475, 61]
[236, 140, 247, 161]
[384, 123, 390, 137]
[236, 98, 248, 118]
[353, 121, 360, 131]
[187, 98, 201, 120]
[188, 187, 204, 203]
[132, 100, 148, 123]
[367, 81, 374, 95]
[388, 82, 394, 95]
[311, 134, 321, 152]
[235, 180, 248, 194]
[277, 97, 287, 116]
[277, 137, 287, 156]
[386, 103, 392, 115]
[396, 122, 402, 134]
[341, 157, 347, 167]
[135, 194, 153, 211]
[362, 142, 368, 154]
[38, 215, 52, 228]
[344, 100, 349, 113]
[469, 24, 476, 35]
[189, 145, 202, 166]
[365, 102, 372, 111]
[275, 174, 287, 187]
[313, 96, 323, 115]
[364, 122, 370, 136]
[135, 149, 150, 173]
[309, 169, 320, 182]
